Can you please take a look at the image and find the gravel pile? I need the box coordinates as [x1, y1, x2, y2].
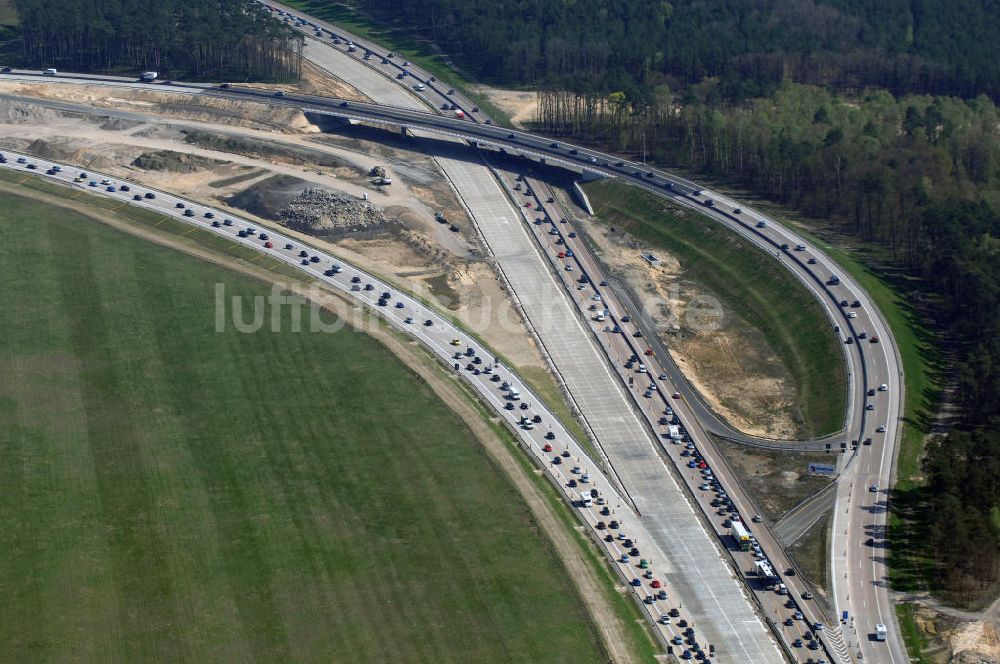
[276, 187, 391, 234]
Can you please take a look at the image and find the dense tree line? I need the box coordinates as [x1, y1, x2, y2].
[333, 0, 999, 100]
[315, 0, 1000, 604]
[535, 81, 1000, 604]
[10, 0, 302, 81]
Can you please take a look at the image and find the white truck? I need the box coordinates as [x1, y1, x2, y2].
[139, 71, 158, 82]
[875, 624, 887, 641]
[668, 424, 681, 441]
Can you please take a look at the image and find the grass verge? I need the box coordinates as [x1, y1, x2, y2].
[279, 0, 513, 125]
[787, 513, 831, 597]
[518, 365, 592, 455]
[895, 604, 933, 664]
[0, 0, 19, 26]
[444, 361, 661, 663]
[0, 188, 612, 662]
[711, 191, 941, 659]
[584, 179, 847, 438]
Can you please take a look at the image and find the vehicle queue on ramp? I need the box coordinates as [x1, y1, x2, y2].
[0, 42, 904, 659]
[0, 149, 723, 662]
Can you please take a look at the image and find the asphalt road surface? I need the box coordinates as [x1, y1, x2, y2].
[262, 15, 785, 662]
[0, 149, 720, 660]
[1, 37, 906, 659]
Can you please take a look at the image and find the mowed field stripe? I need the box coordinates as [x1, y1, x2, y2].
[0, 190, 611, 664]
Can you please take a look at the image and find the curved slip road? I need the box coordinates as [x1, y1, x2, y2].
[2, 44, 906, 659]
[0, 148, 720, 660]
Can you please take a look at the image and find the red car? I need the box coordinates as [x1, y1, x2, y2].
[644, 348, 654, 356]
[264, 241, 274, 249]
[557, 251, 566, 258]
[525, 202, 533, 208]
[651, 579, 662, 589]
[870, 336, 880, 343]
[542, 443, 553, 452]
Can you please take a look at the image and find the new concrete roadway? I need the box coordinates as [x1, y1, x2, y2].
[1, 39, 906, 659]
[502, 166, 847, 662]
[277, 18, 788, 663]
[259, 17, 785, 662]
[0, 149, 703, 661]
[0, 69, 785, 663]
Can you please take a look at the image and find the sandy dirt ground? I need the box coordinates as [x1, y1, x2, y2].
[0, 88, 548, 371]
[948, 618, 1000, 663]
[0, 177, 643, 663]
[892, 593, 1000, 664]
[583, 219, 802, 439]
[0, 80, 319, 132]
[475, 86, 539, 127]
[251, 59, 367, 101]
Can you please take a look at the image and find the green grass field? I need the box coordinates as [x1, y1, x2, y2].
[584, 180, 847, 438]
[0, 190, 609, 663]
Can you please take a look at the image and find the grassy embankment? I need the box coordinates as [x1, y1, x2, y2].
[770, 219, 939, 659]
[584, 179, 847, 438]
[586, 178, 939, 655]
[278, 0, 512, 125]
[0, 187, 619, 662]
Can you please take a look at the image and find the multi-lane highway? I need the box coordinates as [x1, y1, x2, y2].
[0, 71, 787, 659]
[226, 73, 905, 661]
[254, 15, 790, 662]
[269, 15, 795, 662]
[0, 148, 719, 659]
[0, 19, 907, 658]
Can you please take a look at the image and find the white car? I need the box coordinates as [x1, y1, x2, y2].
[876, 425, 887, 433]
[847, 312, 858, 318]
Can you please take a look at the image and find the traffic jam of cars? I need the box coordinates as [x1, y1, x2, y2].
[1, 150, 715, 659]
[263, 4, 483, 123]
[512, 171, 837, 660]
